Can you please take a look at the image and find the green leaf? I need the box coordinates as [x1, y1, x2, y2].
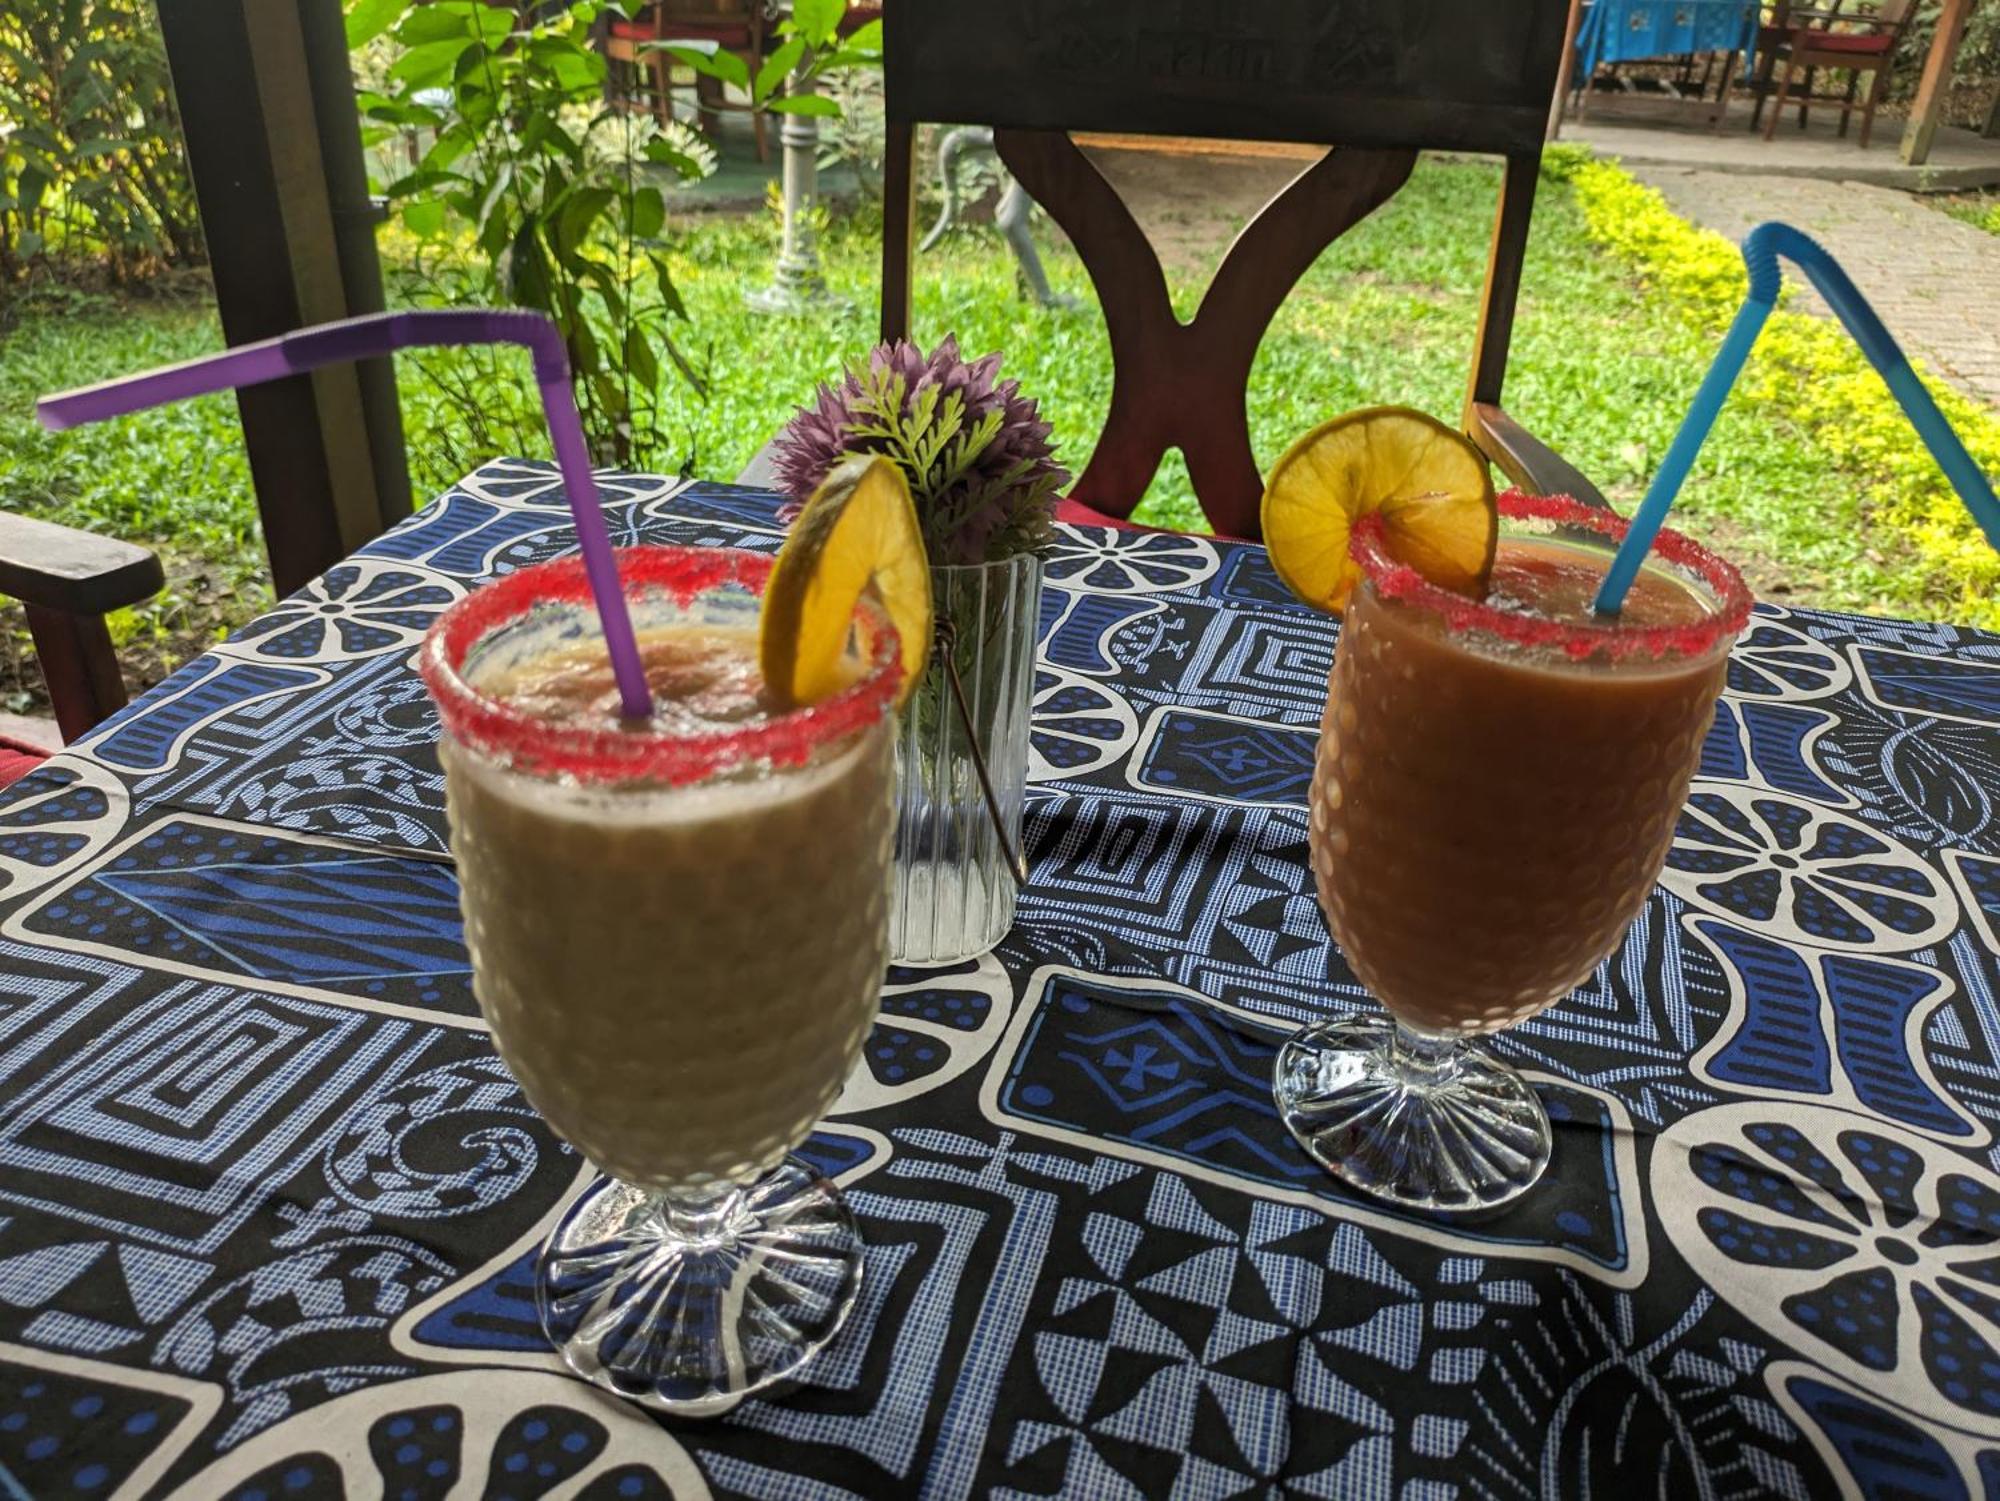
[577, 260, 626, 320]
[753, 37, 805, 103]
[473, 161, 516, 232]
[360, 93, 445, 127]
[624, 323, 660, 392]
[648, 250, 687, 320]
[537, 43, 604, 93]
[17, 166, 51, 213]
[452, 40, 495, 85]
[387, 36, 472, 87]
[344, 0, 405, 49]
[385, 165, 451, 199]
[401, 197, 448, 237]
[555, 185, 616, 256]
[789, 0, 845, 47]
[641, 138, 706, 180]
[469, 4, 517, 41]
[656, 42, 750, 90]
[627, 185, 665, 241]
[568, 318, 601, 376]
[590, 371, 626, 419]
[419, 125, 472, 174]
[765, 92, 841, 117]
[506, 221, 553, 313]
[395, 4, 481, 44]
[833, 17, 882, 58]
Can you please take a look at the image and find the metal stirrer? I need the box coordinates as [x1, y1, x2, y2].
[933, 617, 1029, 890]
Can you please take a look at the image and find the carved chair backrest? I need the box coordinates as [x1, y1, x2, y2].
[878, 0, 1573, 535]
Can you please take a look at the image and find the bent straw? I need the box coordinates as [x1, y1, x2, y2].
[37, 309, 653, 719]
[1595, 221, 2000, 616]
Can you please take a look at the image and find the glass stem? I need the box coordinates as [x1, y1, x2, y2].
[658, 1183, 744, 1247]
[1390, 1021, 1463, 1089]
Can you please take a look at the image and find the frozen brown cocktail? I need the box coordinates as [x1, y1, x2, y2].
[420, 545, 902, 1412]
[1275, 492, 1752, 1211]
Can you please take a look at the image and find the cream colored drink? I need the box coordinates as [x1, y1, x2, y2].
[440, 624, 892, 1190]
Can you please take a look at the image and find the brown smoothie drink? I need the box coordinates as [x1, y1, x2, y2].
[1275, 492, 1751, 1211]
[441, 621, 893, 1190]
[1314, 535, 1728, 1037]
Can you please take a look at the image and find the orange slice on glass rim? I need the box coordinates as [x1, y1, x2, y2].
[1260, 406, 1498, 614]
[759, 454, 933, 709]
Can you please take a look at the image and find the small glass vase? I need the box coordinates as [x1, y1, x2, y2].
[889, 553, 1043, 965]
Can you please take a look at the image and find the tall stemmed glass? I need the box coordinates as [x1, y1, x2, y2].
[1275, 494, 1751, 1211]
[421, 546, 900, 1411]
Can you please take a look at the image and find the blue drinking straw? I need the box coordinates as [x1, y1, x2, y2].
[1595, 221, 2000, 616]
[37, 309, 655, 719]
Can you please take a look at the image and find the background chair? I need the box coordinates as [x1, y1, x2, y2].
[874, 0, 1604, 539]
[605, 0, 771, 162]
[1755, 0, 1912, 147]
[0, 511, 163, 771]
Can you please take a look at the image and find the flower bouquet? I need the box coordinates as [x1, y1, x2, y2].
[773, 336, 1068, 962]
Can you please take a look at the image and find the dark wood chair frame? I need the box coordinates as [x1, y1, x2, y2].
[1756, 0, 1912, 148]
[0, 512, 163, 744]
[877, 0, 1605, 540]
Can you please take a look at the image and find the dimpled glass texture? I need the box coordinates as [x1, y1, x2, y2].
[1276, 497, 1747, 1213]
[423, 546, 897, 1414]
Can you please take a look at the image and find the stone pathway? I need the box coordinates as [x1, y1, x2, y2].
[1627, 165, 2000, 409]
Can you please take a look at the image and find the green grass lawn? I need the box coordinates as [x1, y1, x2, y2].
[0, 154, 1977, 709]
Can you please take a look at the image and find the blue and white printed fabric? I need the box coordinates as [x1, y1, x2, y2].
[1575, 0, 1759, 81]
[0, 459, 1997, 1497]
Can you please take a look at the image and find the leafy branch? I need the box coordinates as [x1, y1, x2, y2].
[345, 0, 714, 467]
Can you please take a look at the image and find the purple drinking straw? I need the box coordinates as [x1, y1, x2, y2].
[36, 309, 654, 719]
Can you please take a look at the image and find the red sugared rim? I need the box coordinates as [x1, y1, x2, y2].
[1350, 490, 1754, 662]
[418, 545, 901, 787]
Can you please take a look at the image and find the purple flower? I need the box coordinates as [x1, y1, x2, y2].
[770, 336, 1068, 566]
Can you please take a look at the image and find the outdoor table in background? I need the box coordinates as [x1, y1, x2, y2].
[1571, 0, 1760, 124]
[0, 463, 1998, 1496]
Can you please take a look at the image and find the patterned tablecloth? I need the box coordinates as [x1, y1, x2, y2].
[1575, 0, 1758, 79]
[1, 461, 1998, 1498]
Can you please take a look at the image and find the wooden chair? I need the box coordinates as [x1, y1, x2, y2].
[1757, 0, 1912, 147]
[0, 511, 164, 761]
[876, 0, 1604, 539]
[605, 0, 771, 163]
[1751, 1, 1829, 133]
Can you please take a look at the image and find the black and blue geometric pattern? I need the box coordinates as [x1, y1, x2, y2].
[0, 459, 1997, 1496]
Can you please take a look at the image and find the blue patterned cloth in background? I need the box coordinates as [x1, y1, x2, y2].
[0, 460, 1997, 1497]
[1575, 0, 1759, 83]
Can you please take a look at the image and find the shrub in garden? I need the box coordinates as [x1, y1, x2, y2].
[0, 0, 202, 284]
[348, 0, 879, 473]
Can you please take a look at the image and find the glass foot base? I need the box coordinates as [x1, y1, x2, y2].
[1274, 1014, 1552, 1212]
[536, 1158, 863, 1415]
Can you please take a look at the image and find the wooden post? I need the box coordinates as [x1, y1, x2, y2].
[880, 122, 916, 342]
[155, 0, 410, 598]
[1548, 0, 1587, 138]
[1901, 0, 1974, 166]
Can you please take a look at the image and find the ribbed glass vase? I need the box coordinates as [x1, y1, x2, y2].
[888, 554, 1042, 965]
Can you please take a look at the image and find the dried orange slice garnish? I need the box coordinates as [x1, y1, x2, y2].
[1261, 406, 1498, 614]
[760, 455, 932, 709]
